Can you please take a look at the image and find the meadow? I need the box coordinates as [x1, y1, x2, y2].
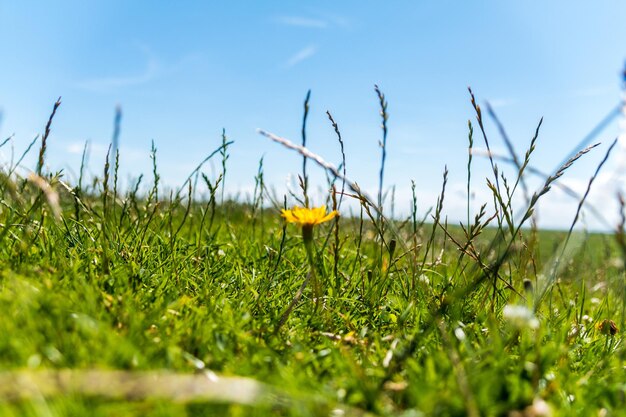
[0, 89, 624, 417]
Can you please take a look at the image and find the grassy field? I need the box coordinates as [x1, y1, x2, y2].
[0, 92, 624, 416]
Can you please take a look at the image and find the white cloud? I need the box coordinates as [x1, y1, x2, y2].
[285, 45, 318, 68]
[487, 98, 518, 109]
[67, 142, 90, 155]
[65, 141, 147, 162]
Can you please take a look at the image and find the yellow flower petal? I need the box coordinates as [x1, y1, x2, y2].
[281, 205, 339, 227]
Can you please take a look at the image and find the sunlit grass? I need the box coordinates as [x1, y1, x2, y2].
[0, 88, 624, 416]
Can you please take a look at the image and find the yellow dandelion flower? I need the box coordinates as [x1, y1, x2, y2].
[281, 205, 338, 227]
[277, 205, 338, 319]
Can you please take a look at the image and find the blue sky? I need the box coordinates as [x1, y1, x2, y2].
[0, 1, 625, 229]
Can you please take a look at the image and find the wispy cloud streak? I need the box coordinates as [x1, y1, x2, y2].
[285, 45, 318, 68]
[75, 43, 161, 92]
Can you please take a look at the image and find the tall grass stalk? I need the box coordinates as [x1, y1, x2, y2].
[36, 97, 61, 177]
[301, 90, 312, 207]
[539, 138, 618, 309]
[468, 88, 503, 229]
[326, 111, 347, 210]
[421, 167, 448, 271]
[466, 120, 474, 228]
[374, 84, 388, 224]
[220, 128, 231, 205]
[110, 105, 122, 178]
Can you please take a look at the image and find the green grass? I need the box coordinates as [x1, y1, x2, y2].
[0, 91, 624, 416]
